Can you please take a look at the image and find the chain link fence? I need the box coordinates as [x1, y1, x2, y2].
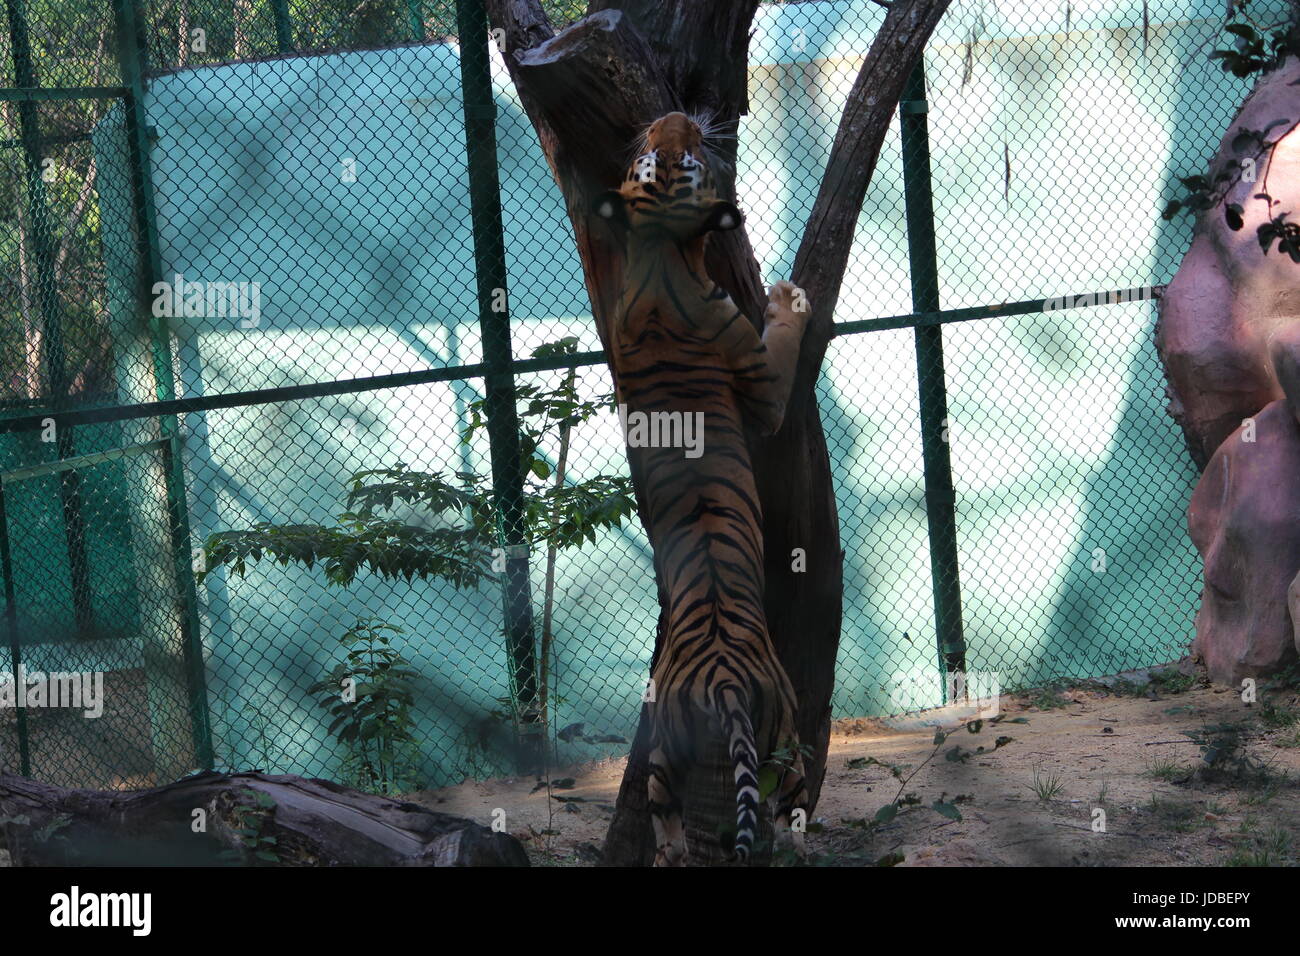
[0, 0, 1279, 790]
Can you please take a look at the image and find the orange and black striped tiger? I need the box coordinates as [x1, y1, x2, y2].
[593, 112, 810, 866]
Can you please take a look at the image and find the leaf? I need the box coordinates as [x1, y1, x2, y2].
[933, 729, 947, 746]
[1225, 203, 1244, 231]
[874, 803, 898, 824]
[931, 800, 963, 822]
[1231, 130, 1259, 154]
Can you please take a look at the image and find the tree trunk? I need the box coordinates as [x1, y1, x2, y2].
[485, 0, 950, 865]
[178, 0, 191, 68]
[0, 771, 528, 866]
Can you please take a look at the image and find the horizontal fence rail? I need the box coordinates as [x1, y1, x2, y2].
[0, 287, 1164, 435]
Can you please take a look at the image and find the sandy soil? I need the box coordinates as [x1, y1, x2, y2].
[405, 667, 1300, 866]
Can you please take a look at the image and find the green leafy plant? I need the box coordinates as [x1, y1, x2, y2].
[1209, 8, 1295, 79]
[463, 338, 637, 727]
[222, 790, 281, 865]
[199, 338, 639, 751]
[308, 618, 422, 794]
[1162, 8, 1300, 247]
[198, 478, 494, 589]
[852, 721, 1008, 833]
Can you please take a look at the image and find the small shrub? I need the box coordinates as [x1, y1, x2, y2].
[1029, 763, 1063, 802]
[309, 618, 422, 794]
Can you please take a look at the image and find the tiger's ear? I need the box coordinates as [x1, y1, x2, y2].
[702, 200, 742, 234]
[593, 189, 627, 227]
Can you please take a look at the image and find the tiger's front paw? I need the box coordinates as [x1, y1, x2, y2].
[765, 280, 810, 332]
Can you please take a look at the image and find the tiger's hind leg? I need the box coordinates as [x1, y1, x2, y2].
[648, 744, 687, 867]
[770, 747, 810, 862]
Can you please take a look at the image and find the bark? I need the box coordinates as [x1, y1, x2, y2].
[178, 0, 191, 68]
[233, 0, 251, 59]
[10, 175, 41, 401]
[0, 771, 528, 866]
[486, 0, 950, 865]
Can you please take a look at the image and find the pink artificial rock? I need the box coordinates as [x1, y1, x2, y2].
[1188, 400, 1300, 684]
[1157, 58, 1300, 467]
[1270, 320, 1300, 421]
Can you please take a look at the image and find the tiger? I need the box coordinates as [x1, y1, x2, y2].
[592, 111, 810, 866]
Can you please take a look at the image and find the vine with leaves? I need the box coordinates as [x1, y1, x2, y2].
[1162, 1, 1300, 261]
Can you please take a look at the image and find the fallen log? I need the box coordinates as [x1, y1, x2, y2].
[0, 771, 528, 866]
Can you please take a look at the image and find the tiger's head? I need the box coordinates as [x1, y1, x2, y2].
[593, 112, 741, 241]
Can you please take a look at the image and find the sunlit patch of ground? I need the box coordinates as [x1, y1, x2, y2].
[405, 670, 1300, 867]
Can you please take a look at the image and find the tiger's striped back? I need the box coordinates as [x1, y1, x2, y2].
[594, 112, 810, 866]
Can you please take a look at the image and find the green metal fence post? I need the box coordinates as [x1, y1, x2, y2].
[900, 61, 967, 694]
[270, 0, 294, 54]
[0, 485, 31, 775]
[455, 0, 541, 770]
[111, 0, 214, 770]
[4, 0, 96, 640]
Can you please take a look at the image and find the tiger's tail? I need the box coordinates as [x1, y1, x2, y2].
[719, 688, 760, 863]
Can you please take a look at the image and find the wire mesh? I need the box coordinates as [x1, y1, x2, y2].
[0, 0, 1280, 790]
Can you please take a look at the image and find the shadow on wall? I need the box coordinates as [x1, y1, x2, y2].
[1043, 12, 1255, 684]
[1044, 321, 1202, 684]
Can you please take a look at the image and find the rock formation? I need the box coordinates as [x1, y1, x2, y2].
[1160, 57, 1300, 683]
[1157, 58, 1300, 470]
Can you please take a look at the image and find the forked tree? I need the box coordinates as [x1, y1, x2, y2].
[482, 0, 951, 864]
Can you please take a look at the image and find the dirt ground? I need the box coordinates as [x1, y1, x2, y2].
[406, 665, 1300, 866]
